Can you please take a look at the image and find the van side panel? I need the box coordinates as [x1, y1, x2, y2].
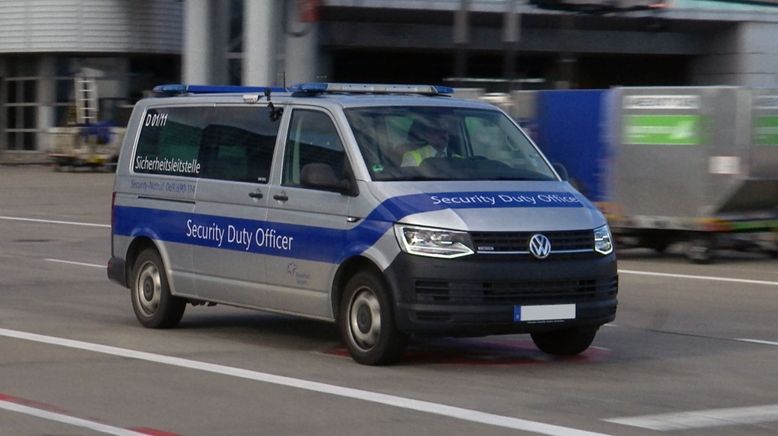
[263, 186, 353, 319]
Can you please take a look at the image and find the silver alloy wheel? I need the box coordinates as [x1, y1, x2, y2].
[348, 287, 382, 351]
[135, 261, 162, 317]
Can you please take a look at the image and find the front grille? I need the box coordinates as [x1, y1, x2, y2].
[471, 230, 593, 254]
[414, 276, 618, 305]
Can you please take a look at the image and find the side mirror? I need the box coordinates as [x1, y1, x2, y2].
[300, 163, 357, 195]
[552, 162, 570, 181]
[551, 162, 588, 195]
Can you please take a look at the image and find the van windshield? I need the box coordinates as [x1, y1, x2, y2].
[344, 106, 557, 182]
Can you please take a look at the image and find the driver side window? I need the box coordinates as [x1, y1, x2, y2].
[283, 109, 349, 187]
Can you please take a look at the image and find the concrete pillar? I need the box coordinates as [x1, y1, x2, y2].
[0, 57, 6, 155]
[210, 1, 230, 85]
[184, 0, 213, 84]
[244, 0, 279, 86]
[283, 1, 319, 85]
[736, 22, 778, 87]
[453, 0, 471, 87]
[691, 22, 778, 87]
[38, 56, 56, 151]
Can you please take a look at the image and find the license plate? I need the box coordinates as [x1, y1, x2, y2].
[514, 304, 576, 322]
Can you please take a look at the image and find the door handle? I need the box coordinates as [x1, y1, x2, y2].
[248, 191, 263, 199]
[273, 194, 289, 202]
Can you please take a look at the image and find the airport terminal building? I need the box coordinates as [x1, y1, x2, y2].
[1, 0, 778, 161]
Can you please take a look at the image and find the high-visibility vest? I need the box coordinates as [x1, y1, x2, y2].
[401, 144, 461, 167]
[402, 145, 437, 166]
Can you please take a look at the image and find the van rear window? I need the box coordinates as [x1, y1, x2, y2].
[133, 106, 280, 183]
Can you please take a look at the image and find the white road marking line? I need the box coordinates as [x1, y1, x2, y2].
[605, 404, 778, 431]
[618, 269, 778, 287]
[0, 215, 109, 228]
[0, 328, 609, 436]
[0, 399, 146, 436]
[735, 338, 778, 347]
[44, 258, 104, 269]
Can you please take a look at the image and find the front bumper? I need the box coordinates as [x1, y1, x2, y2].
[383, 252, 618, 335]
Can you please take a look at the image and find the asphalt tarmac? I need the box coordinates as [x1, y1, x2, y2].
[1, 166, 777, 435]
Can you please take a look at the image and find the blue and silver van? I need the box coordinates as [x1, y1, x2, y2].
[108, 83, 617, 365]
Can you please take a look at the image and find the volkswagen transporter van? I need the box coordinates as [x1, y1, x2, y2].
[108, 83, 617, 365]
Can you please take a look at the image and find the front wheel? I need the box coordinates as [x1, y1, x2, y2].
[339, 271, 408, 365]
[130, 249, 185, 328]
[531, 327, 598, 356]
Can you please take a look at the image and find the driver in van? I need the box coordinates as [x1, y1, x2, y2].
[401, 122, 457, 167]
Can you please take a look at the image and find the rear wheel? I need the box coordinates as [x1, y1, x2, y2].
[531, 327, 598, 356]
[339, 271, 408, 365]
[130, 249, 185, 328]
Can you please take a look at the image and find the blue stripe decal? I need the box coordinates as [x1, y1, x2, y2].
[114, 207, 355, 263]
[366, 191, 585, 222]
[114, 191, 587, 264]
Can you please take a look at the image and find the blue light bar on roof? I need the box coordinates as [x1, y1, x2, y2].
[290, 82, 453, 96]
[153, 84, 288, 95]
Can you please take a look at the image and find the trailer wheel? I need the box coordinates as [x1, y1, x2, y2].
[531, 327, 598, 356]
[686, 235, 716, 264]
[644, 238, 672, 254]
[339, 271, 408, 365]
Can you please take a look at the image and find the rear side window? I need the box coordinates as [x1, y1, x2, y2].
[133, 106, 280, 183]
[134, 108, 203, 177]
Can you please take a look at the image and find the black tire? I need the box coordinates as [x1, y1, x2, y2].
[644, 238, 672, 254]
[339, 271, 408, 365]
[686, 236, 716, 264]
[130, 249, 185, 328]
[531, 327, 598, 356]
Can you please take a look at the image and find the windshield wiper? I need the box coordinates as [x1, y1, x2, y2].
[489, 176, 551, 181]
[390, 176, 450, 181]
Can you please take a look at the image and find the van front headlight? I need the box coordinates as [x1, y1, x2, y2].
[394, 225, 474, 259]
[594, 224, 613, 255]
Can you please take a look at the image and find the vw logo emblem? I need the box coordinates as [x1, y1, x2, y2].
[528, 234, 551, 259]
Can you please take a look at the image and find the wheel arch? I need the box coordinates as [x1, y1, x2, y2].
[331, 256, 386, 322]
[125, 237, 172, 291]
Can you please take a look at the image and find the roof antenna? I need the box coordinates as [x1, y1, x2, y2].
[265, 88, 284, 122]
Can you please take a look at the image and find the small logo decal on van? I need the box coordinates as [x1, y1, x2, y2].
[528, 234, 551, 259]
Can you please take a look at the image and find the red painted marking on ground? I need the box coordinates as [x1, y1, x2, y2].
[0, 393, 69, 414]
[326, 338, 609, 365]
[1, 392, 182, 435]
[130, 428, 185, 436]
